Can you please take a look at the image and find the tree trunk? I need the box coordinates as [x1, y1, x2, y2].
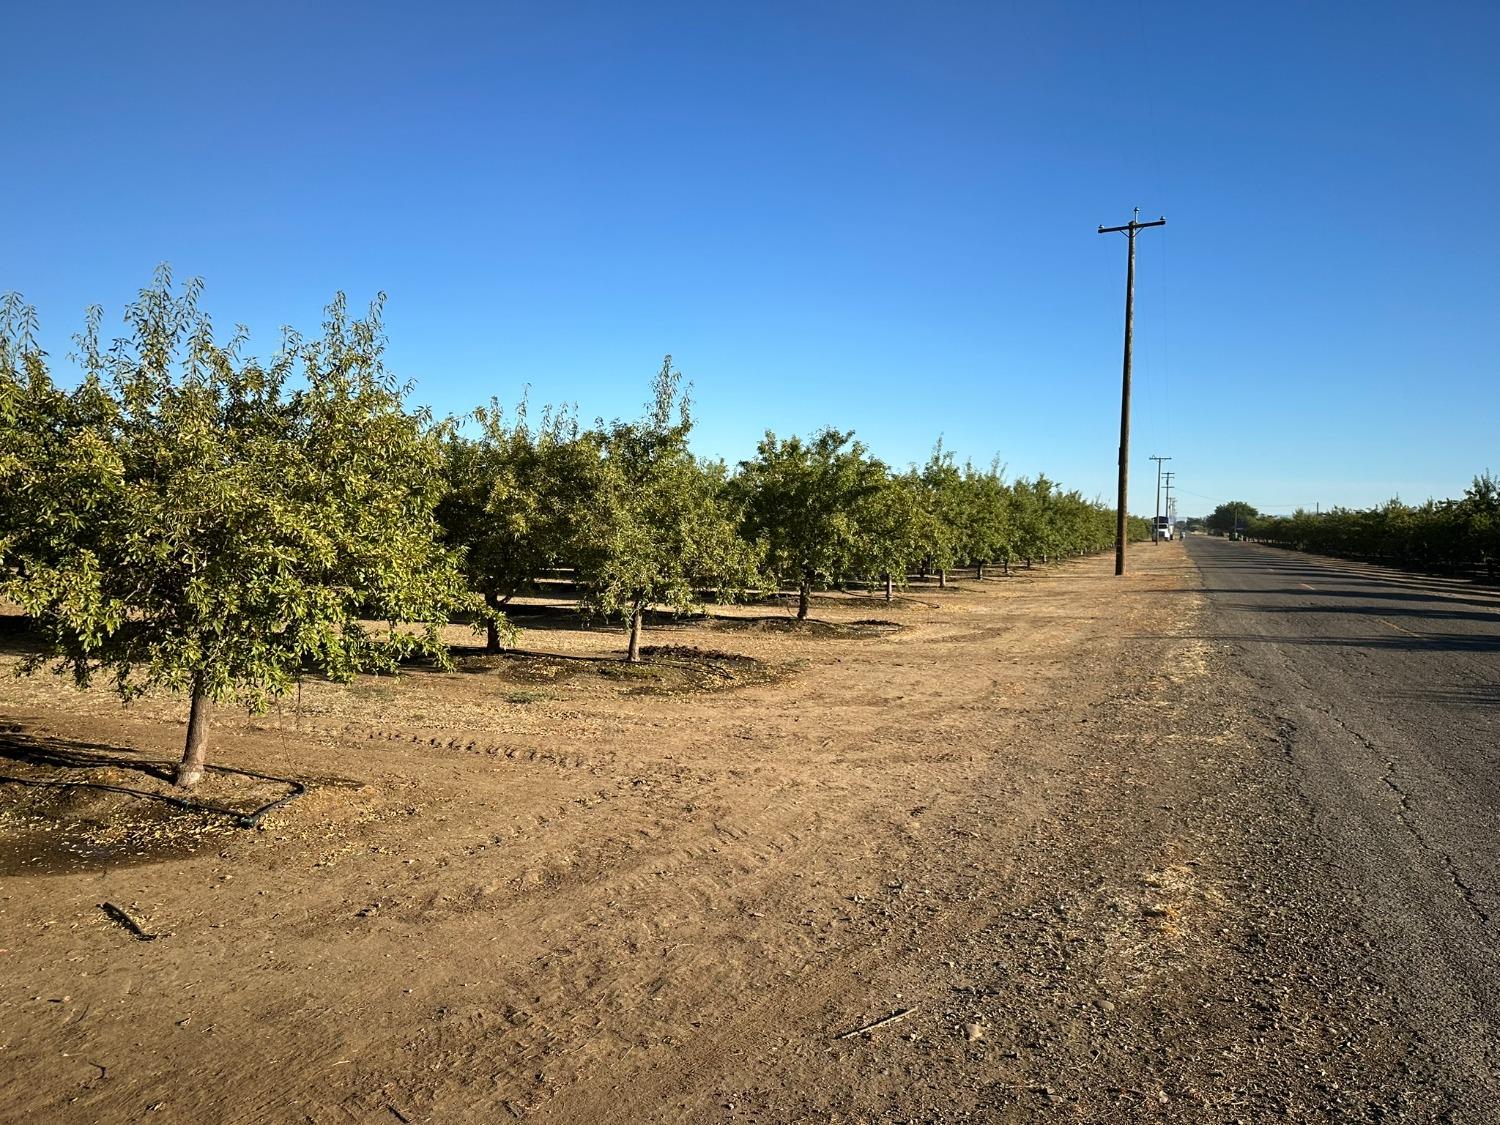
[176, 684, 211, 789]
[627, 606, 643, 663]
[484, 591, 503, 654]
[1003, 557, 1010, 576]
[797, 576, 811, 621]
[938, 568, 947, 589]
[885, 573, 893, 602]
[976, 561, 984, 581]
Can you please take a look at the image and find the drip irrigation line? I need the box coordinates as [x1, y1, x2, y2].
[1, 761, 307, 829]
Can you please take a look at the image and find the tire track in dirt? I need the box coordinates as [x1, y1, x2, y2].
[10, 548, 1424, 1123]
[309, 574, 1147, 1121]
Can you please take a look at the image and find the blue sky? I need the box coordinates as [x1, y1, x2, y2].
[6, 0, 1496, 516]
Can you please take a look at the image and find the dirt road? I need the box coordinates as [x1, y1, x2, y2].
[0, 543, 1459, 1122]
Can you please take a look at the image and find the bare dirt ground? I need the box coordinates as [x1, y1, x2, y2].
[0, 544, 1447, 1123]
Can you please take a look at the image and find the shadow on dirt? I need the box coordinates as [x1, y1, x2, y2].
[702, 616, 902, 638]
[435, 644, 787, 696]
[0, 613, 46, 658]
[0, 725, 317, 876]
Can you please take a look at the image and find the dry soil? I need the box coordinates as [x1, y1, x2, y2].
[0, 543, 1445, 1122]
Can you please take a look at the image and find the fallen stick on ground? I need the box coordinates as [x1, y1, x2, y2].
[99, 902, 164, 941]
[835, 1007, 917, 1040]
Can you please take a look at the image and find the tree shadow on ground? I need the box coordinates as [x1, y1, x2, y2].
[0, 724, 175, 783]
[1206, 597, 1500, 627]
[0, 725, 325, 875]
[500, 604, 714, 635]
[0, 614, 47, 659]
[1141, 630, 1500, 655]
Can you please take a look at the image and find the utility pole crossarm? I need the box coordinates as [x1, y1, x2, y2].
[1098, 217, 1166, 234]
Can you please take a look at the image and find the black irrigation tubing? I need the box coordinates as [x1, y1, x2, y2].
[206, 764, 309, 828]
[1, 763, 308, 829]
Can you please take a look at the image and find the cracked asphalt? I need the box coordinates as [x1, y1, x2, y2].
[1189, 534, 1500, 1119]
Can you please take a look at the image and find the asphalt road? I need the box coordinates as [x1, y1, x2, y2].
[1187, 533, 1500, 1118]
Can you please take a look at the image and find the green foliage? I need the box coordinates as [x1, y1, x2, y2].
[1012, 476, 1073, 561]
[0, 269, 471, 716]
[573, 357, 761, 655]
[1207, 501, 1259, 534]
[733, 428, 888, 615]
[918, 440, 967, 571]
[856, 471, 934, 590]
[1004, 474, 1139, 561]
[4, 266, 1167, 719]
[1462, 473, 1500, 566]
[437, 396, 595, 646]
[958, 460, 1014, 568]
[1250, 476, 1500, 574]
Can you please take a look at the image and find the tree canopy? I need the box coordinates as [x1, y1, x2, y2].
[734, 428, 889, 618]
[1208, 501, 1260, 534]
[573, 358, 761, 660]
[0, 270, 470, 785]
[437, 397, 594, 651]
[1248, 476, 1500, 575]
[2, 270, 1164, 785]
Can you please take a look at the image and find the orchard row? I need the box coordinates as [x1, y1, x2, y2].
[0, 273, 1146, 783]
[1229, 483, 1500, 578]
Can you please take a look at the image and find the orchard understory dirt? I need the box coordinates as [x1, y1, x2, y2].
[0, 543, 1441, 1122]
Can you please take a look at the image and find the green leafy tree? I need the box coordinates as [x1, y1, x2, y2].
[1009, 476, 1051, 565]
[734, 428, 889, 619]
[1458, 473, 1500, 577]
[0, 270, 470, 787]
[1254, 478, 1500, 577]
[856, 470, 934, 600]
[574, 357, 761, 661]
[960, 460, 1014, 577]
[1208, 501, 1259, 535]
[919, 440, 966, 586]
[1048, 487, 1110, 555]
[2, 294, 116, 578]
[437, 397, 596, 652]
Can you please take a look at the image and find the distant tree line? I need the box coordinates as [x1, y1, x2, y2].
[1243, 480, 1500, 578]
[1206, 501, 1259, 535]
[1, 273, 1149, 784]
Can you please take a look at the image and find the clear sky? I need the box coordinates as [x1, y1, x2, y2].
[6, 0, 1496, 516]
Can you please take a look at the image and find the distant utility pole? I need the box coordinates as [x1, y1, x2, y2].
[1149, 455, 1172, 543]
[1163, 472, 1176, 536]
[1099, 208, 1166, 576]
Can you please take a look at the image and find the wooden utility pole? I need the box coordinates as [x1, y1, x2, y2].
[1098, 208, 1166, 575]
[1149, 455, 1171, 543]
